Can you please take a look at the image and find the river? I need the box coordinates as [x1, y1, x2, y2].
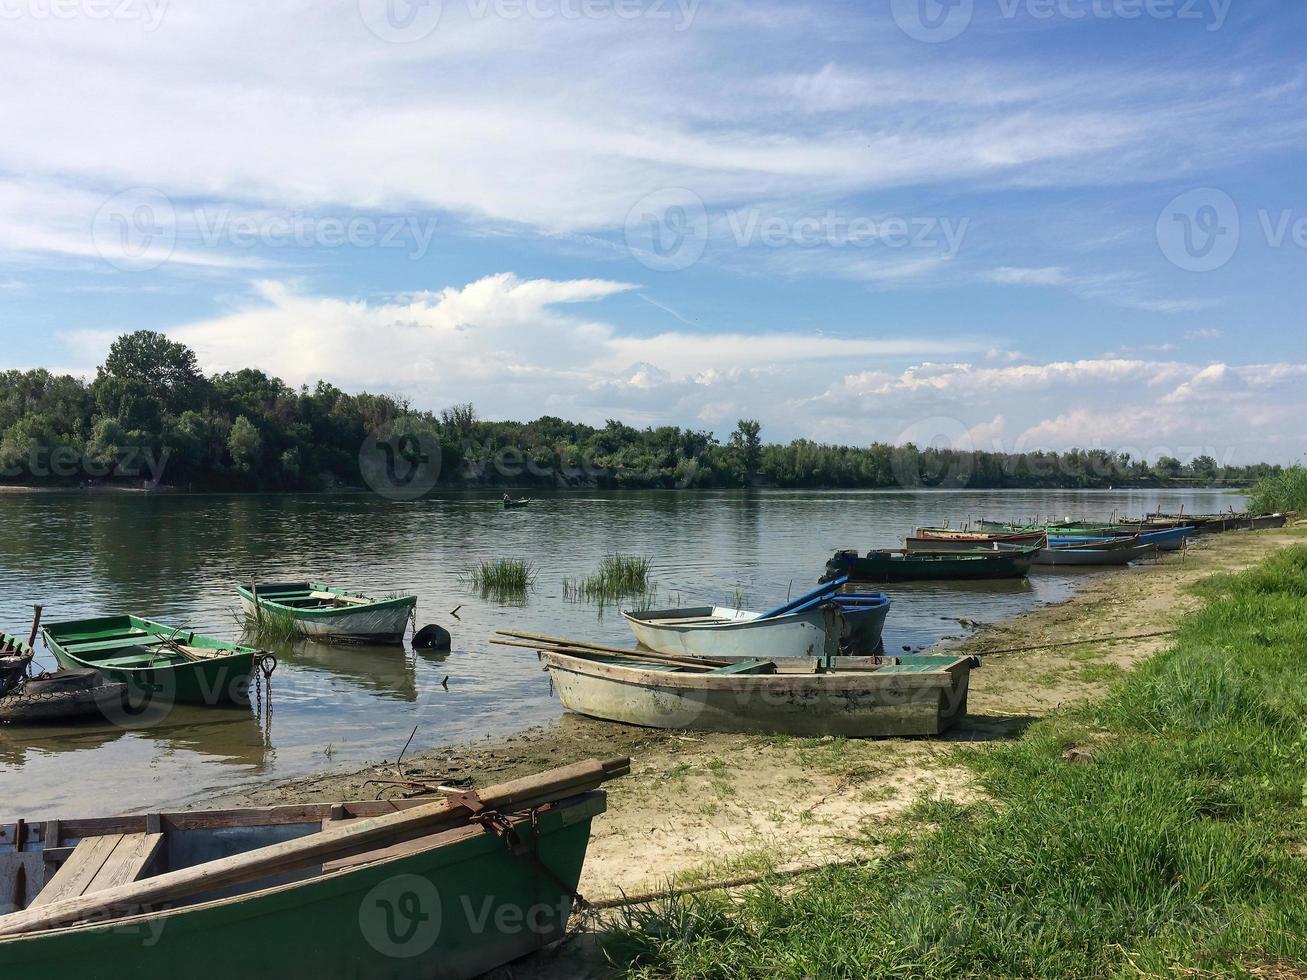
[0, 487, 1244, 817]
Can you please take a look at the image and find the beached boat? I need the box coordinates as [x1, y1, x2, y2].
[1034, 542, 1159, 566]
[534, 647, 977, 737]
[43, 616, 268, 706]
[911, 528, 1046, 546]
[822, 547, 1038, 583]
[623, 581, 891, 659]
[0, 758, 624, 980]
[904, 532, 1046, 554]
[235, 582, 416, 644]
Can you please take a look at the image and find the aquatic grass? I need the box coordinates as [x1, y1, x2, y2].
[462, 559, 537, 600]
[603, 547, 1307, 978]
[239, 604, 301, 643]
[562, 554, 655, 603]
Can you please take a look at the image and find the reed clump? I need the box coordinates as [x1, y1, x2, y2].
[563, 554, 655, 603]
[1248, 465, 1307, 516]
[603, 547, 1307, 977]
[464, 559, 537, 599]
[242, 605, 300, 642]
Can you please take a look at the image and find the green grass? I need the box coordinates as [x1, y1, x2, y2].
[462, 558, 536, 599]
[1248, 465, 1307, 516]
[563, 554, 655, 602]
[241, 604, 300, 642]
[603, 547, 1307, 978]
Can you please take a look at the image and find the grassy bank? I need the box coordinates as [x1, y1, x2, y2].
[605, 547, 1307, 978]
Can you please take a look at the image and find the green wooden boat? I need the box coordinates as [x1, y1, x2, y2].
[42, 615, 265, 706]
[823, 546, 1038, 583]
[235, 582, 417, 644]
[0, 759, 623, 980]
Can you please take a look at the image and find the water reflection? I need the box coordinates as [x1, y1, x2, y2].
[0, 487, 1246, 814]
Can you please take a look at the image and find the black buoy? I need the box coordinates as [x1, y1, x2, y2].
[413, 624, 452, 651]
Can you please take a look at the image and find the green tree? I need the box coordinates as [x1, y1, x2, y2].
[728, 419, 762, 484]
[227, 416, 262, 472]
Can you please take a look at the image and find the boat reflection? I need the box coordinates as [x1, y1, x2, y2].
[246, 632, 419, 702]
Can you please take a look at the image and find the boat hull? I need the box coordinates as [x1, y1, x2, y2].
[623, 599, 889, 659]
[1033, 543, 1158, 566]
[237, 594, 414, 643]
[0, 794, 602, 980]
[0, 681, 126, 724]
[824, 551, 1035, 583]
[545, 652, 975, 738]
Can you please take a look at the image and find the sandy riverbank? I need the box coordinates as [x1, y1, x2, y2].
[211, 529, 1301, 914]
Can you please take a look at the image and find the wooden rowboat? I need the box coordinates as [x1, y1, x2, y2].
[235, 582, 417, 644]
[622, 581, 891, 659]
[0, 759, 624, 980]
[502, 498, 531, 510]
[823, 547, 1038, 583]
[42, 616, 267, 706]
[1033, 542, 1159, 566]
[538, 648, 977, 737]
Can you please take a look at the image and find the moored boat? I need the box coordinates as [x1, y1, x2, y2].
[823, 547, 1038, 583]
[43, 616, 269, 706]
[1033, 542, 1159, 566]
[0, 630, 127, 725]
[0, 758, 624, 980]
[622, 579, 890, 659]
[236, 582, 417, 644]
[535, 647, 977, 737]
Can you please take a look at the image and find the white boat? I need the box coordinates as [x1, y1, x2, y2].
[542, 649, 976, 737]
[622, 587, 890, 659]
[235, 582, 416, 644]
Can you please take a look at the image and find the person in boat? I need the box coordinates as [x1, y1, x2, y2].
[503, 492, 511, 505]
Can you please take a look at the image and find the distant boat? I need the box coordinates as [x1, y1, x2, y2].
[42, 615, 266, 706]
[502, 497, 531, 510]
[0, 758, 623, 978]
[236, 582, 417, 644]
[623, 581, 891, 659]
[540, 647, 978, 737]
[823, 547, 1038, 583]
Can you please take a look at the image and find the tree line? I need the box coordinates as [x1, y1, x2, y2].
[0, 330, 1286, 493]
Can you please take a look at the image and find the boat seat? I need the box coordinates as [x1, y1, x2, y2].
[93, 651, 187, 668]
[30, 832, 163, 908]
[706, 660, 777, 675]
[59, 636, 173, 654]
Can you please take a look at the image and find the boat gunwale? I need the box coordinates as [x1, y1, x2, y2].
[541, 650, 963, 691]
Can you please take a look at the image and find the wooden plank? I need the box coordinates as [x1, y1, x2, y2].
[0, 757, 628, 938]
[308, 591, 372, 606]
[0, 853, 46, 914]
[707, 660, 776, 675]
[85, 833, 163, 893]
[321, 824, 478, 873]
[28, 835, 122, 908]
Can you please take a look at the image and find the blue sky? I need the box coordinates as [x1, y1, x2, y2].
[1, 0, 1305, 462]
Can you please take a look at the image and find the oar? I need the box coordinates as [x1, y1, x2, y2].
[491, 633, 726, 669]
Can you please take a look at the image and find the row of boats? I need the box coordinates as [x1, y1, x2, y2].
[825, 510, 1292, 582]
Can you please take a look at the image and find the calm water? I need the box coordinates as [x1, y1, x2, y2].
[0, 488, 1243, 816]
